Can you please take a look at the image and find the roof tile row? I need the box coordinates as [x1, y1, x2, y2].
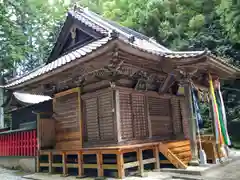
[5, 37, 112, 88]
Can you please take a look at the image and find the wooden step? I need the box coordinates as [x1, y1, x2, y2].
[182, 156, 192, 162]
[176, 150, 191, 159]
[159, 143, 187, 169]
[170, 145, 191, 154]
[165, 140, 190, 149]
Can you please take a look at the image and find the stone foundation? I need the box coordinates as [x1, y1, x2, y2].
[0, 156, 35, 172]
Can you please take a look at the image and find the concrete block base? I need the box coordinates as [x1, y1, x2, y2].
[0, 156, 35, 172]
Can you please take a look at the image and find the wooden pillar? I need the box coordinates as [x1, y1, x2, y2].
[48, 152, 52, 173]
[117, 152, 125, 179]
[97, 152, 103, 177]
[154, 146, 160, 170]
[62, 152, 68, 176]
[183, 80, 199, 166]
[137, 149, 144, 177]
[115, 89, 122, 142]
[77, 152, 83, 177]
[36, 151, 40, 173]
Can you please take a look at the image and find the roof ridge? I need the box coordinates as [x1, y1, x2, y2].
[4, 37, 112, 88]
[73, 6, 174, 53]
[6, 64, 45, 84]
[75, 7, 132, 39]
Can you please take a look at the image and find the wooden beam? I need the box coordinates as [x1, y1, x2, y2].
[117, 153, 125, 179]
[102, 164, 118, 170]
[39, 163, 49, 167]
[48, 152, 52, 173]
[123, 161, 139, 169]
[77, 152, 83, 177]
[115, 90, 122, 142]
[52, 163, 63, 167]
[62, 152, 68, 176]
[83, 164, 98, 168]
[54, 87, 80, 98]
[97, 152, 103, 177]
[154, 146, 160, 170]
[142, 158, 156, 165]
[159, 74, 174, 94]
[36, 151, 40, 173]
[137, 149, 144, 177]
[77, 88, 83, 148]
[66, 164, 78, 168]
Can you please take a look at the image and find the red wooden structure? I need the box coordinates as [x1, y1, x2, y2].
[0, 129, 37, 156]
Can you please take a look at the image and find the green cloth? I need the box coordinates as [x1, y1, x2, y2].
[215, 91, 228, 145]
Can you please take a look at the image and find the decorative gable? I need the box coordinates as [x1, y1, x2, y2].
[59, 27, 95, 56]
[47, 13, 104, 63]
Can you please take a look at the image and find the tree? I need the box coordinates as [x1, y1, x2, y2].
[0, 0, 68, 77]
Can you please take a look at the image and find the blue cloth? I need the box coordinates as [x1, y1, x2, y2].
[192, 88, 204, 129]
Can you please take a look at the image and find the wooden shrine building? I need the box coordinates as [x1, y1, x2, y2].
[1, 7, 240, 178]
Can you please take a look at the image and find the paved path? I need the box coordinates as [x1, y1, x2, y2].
[204, 159, 240, 180]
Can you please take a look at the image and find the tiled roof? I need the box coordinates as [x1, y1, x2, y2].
[70, 8, 173, 53]
[68, 10, 108, 35]
[4, 37, 112, 88]
[3, 7, 239, 89]
[70, 8, 206, 58]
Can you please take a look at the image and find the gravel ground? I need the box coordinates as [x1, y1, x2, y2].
[0, 168, 25, 180]
[203, 159, 240, 180]
[2, 157, 240, 180]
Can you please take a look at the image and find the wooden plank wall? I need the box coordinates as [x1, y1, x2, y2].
[148, 96, 173, 138]
[118, 87, 186, 143]
[82, 88, 116, 147]
[119, 90, 149, 141]
[53, 88, 82, 150]
[171, 97, 184, 137]
[38, 117, 55, 150]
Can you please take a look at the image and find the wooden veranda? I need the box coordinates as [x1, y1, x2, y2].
[37, 140, 191, 178]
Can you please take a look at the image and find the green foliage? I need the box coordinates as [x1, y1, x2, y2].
[0, 0, 68, 75]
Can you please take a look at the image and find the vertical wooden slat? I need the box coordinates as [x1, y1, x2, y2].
[130, 94, 135, 138]
[137, 149, 144, 177]
[169, 98, 175, 137]
[77, 152, 83, 177]
[117, 152, 125, 179]
[154, 146, 160, 170]
[145, 96, 152, 138]
[48, 152, 52, 173]
[97, 152, 103, 177]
